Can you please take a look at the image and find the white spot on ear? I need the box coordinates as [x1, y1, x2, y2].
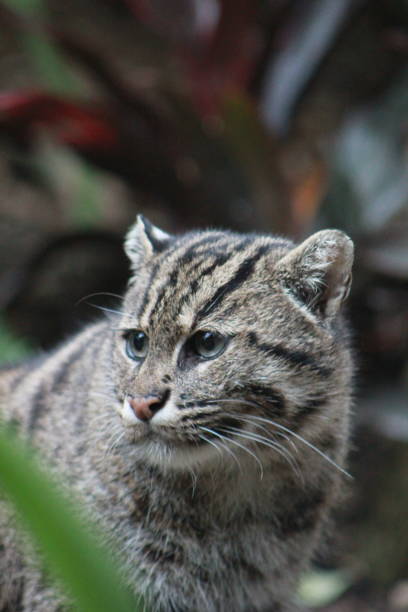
[124, 215, 173, 277]
[149, 224, 171, 243]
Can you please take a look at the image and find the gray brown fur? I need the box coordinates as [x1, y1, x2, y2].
[0, 216, 354, 612]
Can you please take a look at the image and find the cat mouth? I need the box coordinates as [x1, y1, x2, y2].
[128, 421, 201, 449]
[136, 416, 243, 450]
[150, 427, 206, 448]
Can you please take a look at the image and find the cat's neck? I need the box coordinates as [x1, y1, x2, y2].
[121, 454, 282, 524]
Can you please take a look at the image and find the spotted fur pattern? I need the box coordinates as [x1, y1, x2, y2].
[0, 216, 354, 611]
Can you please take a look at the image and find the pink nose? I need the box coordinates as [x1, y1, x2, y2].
[128, 395, 165, 421]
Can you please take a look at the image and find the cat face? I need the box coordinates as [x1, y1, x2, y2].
[110, 216, 353, 472]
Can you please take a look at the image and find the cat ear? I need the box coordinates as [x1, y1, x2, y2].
[276, 229, 353, 319]
[124, 215, 172, 271]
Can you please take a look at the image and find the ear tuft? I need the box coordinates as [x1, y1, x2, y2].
[276, 229, 354, 319]
[124, 215, 172, 274]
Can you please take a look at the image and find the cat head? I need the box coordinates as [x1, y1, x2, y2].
[110, 215, 353, 474]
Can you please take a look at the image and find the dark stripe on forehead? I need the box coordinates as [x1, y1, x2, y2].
[137, 260, 162, 318]
[163, 236, 227, 291]
[169, 237, 232, 296]
[171, 237, 254, 317]
[178, 233, 227, 265]
[195, 244, 270, 323]
[136, 233, 208, 319]
[136, 235, 201, 319]
[192, 253, 231, 286]
[193, 237, 253, 284]
[143, 233, 227, 322]
[172, 252, 231, 315]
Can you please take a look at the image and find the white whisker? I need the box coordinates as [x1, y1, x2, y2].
[198, 427, 243, 474]
[239, 414, 352, 479]
[199, 426, 264, 479]
[76, 291, 124, 306]
[218, 425, 304, 484]
[198, 434, 223, 460]
[104, 429, 127, 459]
[191, 397, 350, 479]
[86, 303, 134, 319]
[223, 412, 291, 445]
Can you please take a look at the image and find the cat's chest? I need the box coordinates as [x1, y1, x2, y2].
[113, 485, 294, 612]
[111, 474, 280, 567]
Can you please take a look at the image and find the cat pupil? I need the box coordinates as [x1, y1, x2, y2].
[201, 332, 216, 350]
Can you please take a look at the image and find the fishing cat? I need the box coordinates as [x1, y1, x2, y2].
[0, 216, 354, 612]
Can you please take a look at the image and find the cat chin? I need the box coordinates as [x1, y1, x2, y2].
[136, 437, 227, 472]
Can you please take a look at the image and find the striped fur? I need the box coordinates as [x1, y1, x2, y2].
[0, 216, 354, 611]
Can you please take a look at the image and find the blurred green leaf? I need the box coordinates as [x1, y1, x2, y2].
[71, 164, 102, 227]
[0, 315, 32, 364]
[65, 155, 102, 229]
[4, 0, 42, 11]
[38, 145, 103, 229]
[2, 0, 81, 94]
[298, 569, 352, 607]
[0, 427, 144, 612]
[24, 33, 80, 94]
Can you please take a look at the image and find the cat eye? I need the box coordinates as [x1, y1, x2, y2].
[125, 330, 149, 360]
[190, 330, 227, 359]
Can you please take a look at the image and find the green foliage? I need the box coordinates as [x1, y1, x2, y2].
[70, 160, 102, 228]
[298, 569, 352, 607]
[41, 148, 104, 228]
[0, 315, 32, 364]
[0, 426, 145, 612]
[2, 0, 80, 94]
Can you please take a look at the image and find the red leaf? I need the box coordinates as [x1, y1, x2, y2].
[185, 0, 259, 116]
[0, 91, 120, 151]
[122, 0, 259, 117]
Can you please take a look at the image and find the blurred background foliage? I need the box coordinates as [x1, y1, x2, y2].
[0, 0, 407, 610]
[0, 426, 140, 612]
